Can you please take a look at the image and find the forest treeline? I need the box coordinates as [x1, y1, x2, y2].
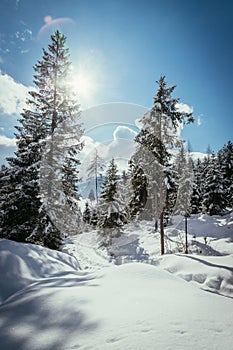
[0, 31, 232, 253]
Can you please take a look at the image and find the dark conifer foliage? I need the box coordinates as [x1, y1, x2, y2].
[190, 159, 203, 214]
[83, 202, 92, 224]
[98, 158, 127, 245]
[217, 141, 233, 208]
[90, 208, 98, 226]
[128, 158, 148, 219]
[201, 154, 227, 216]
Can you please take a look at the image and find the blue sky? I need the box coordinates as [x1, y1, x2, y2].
[0, 0, 233, 165]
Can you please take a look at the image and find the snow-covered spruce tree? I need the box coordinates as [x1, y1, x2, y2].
[87, 148, 105, 203]
[83, 202, 92, 224]
[201, 154, 227, 216]
[128, 157, 149, 219]
[174, 143, 194, 217]
[90, 208, 98, 226]
[217, 141, 233, 208]
[40, 104, 83, 241]
[190, 158, 204, 214]
[0, 165, 12, 235]
[0, 106, 48, 243]
[116, 170, 131, 220]
[98, 158, 127, 245]
[174, 144, 194, 253]
[0, 31, 83, 249]
[133, 76, 194, 255]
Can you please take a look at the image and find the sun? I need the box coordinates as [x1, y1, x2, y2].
[68, 49, 106, 108]
[69, 68, 99, 108]
[71, 71, 93, 97]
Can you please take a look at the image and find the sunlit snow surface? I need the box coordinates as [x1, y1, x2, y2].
[0, 212, 233, 350]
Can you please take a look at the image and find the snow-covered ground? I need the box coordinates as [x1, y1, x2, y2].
[0, 212, 233, 350]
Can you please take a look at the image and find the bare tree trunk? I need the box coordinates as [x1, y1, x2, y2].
[184, 214, 188, 254]
[95, 173, 98, 204]
[160, 211, 165, 255]
[155, 219, 158, 232]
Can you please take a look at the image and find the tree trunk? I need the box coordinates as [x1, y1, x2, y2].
[184, 214, 188, 254]
[160, 211, 165, 255]
[95, 174, 98, 203]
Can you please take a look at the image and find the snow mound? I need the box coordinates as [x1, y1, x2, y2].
[0, 239, 80, 304]
[1, 239, 233, 349]
[158, 254, 233, 298]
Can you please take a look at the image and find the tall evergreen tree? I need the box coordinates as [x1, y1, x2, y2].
[83, 202, 92, 224]
[87, 148, 105, 203]
[133, 76, 194, 254]
[190, 158, 204, 214]
[128, 158, 148, 219]
[0, 31, 83, 249]
[174, 145, 194, 253]
[90, 208, 98, 226]
[98, 158, 127, 245]
[116, 170, 131, 218]
[202, 154, 226, 216]
[217, 141, 233, 208]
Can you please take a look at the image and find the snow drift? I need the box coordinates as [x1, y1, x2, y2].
[1, 231, 233, 350]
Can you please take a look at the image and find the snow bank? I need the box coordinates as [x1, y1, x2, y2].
[1, 210, 233, 350]
[158, 253, 233, 298]
[0, 239, 80, 303]
[0, 244, 233, 350]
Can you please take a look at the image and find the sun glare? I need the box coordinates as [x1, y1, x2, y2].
[71, 72, 92, 96]
[70, 68, 99, 108]
[69, 49, 107, 108]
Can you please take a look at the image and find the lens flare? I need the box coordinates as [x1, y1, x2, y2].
[37, 17, 76, 42]
[44, 15, 52, 24]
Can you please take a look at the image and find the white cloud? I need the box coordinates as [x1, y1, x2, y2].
[108, 125, 137, 164]
[0, 135, 16, 147]
[176, 103, 193, 114]
[197, 115, 203, 126]
[113, 125, 137, 140]
[0, 72, 33, 115]
[108, 138, 136, 160]
[79, 124, 138, 180]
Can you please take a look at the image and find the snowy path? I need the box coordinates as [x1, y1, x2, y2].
[62, 231, 111, 270]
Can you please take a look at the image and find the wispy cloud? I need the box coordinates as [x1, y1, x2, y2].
[197, 115, 203, 126]
[15, 28, 32, 42]
[0, 72, 34, 165]
[0, 72, 33, 115]
[20, 49, 29, 54]
[0, 135, 16, 147]
[16, 0, 20, 8]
